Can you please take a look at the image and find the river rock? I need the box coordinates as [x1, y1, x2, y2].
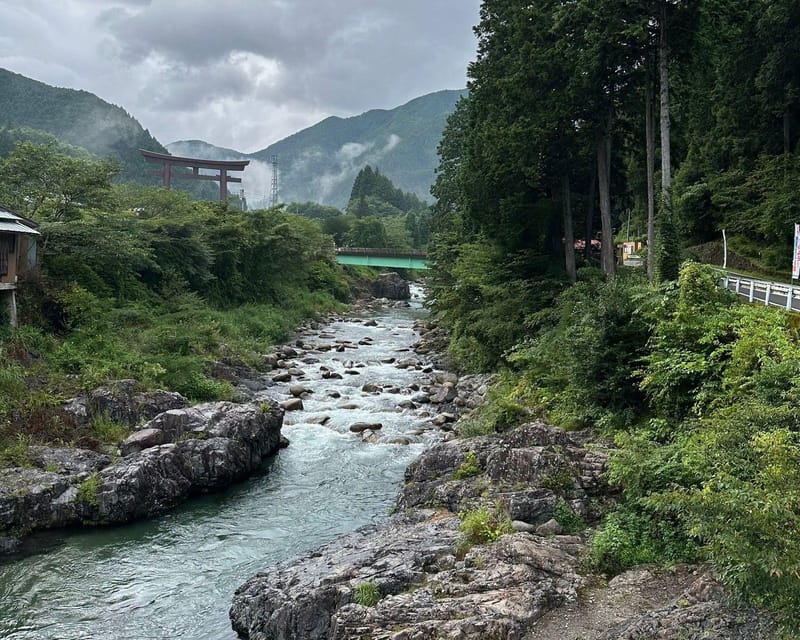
[430, 384, 457, 404]
[271, 372, 291, 383]
[229, 511, 585, 640]
[371, 272, 410, 300]
[280, 398, 304, 411]
[120, 428, 165, 456]
[398, 422, 613, 524]
[289, 384, 312, 398]
[349, 422, 382, 433]
[361, 383, 381, 393]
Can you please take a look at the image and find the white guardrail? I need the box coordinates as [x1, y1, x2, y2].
[720, 271, 800, 312]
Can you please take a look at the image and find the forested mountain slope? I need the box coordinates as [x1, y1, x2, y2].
[0, 68, 167, 184]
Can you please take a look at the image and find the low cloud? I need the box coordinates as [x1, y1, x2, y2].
[0, 1, 479, 152]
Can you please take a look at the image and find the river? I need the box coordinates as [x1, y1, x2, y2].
[0, 291, 442, 639]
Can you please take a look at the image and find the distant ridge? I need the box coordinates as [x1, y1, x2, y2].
[169, 89, 467, 208]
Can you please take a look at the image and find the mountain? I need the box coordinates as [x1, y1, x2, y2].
[0, 68, 167, 184]
[168, 89, 467, 209]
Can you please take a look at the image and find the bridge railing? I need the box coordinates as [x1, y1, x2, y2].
[336, 247, 428, 259]
[719, 270, 800, 312]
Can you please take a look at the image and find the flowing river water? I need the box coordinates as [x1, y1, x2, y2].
[0, 290, 444, 639]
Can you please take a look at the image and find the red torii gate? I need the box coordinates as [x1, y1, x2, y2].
[140, 149, 250, 202]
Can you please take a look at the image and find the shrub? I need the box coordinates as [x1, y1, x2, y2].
[353, 581, 380, 607]
[77, 474, 101, 508]
[453, 450, 481, 479]
[551, 498, 586, 534]
[0, 433, 33, 468]
[456, 502, 514, 558]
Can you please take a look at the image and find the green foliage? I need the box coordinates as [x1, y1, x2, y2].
[176, 373, 233, 403]
[353, 581, 381, 607]
[0, 142, 120, 221]
[551, 498, 586, 534]
[77, 474, 101, 508]
[456, 502, 514, 558]
[590, 509, 695, 575]
[89, 414, 131, 445]
[510, 270, 653, 431]
[453, 451, 481, 480]
[0, 360, 25, 415]
[0, 433, 33, 469]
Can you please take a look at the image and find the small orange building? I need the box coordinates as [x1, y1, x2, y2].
[0, 206, 40, 326]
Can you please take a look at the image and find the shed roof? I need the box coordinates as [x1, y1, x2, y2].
[0, 206, 41, 235]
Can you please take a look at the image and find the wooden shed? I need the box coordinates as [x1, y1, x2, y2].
[0, 206, 40, 326]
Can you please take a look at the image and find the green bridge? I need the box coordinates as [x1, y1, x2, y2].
[335, 248, 429, 270]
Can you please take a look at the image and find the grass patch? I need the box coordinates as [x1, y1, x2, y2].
[455, 502, 514, 558]
[353, 581, 381, 607]
[552, 498, 586, 534]
[77, 474, 101, 508]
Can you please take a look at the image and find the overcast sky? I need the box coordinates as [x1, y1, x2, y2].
[0, 1, 480, 153]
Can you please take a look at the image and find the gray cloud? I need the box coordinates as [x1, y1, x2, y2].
[0, 0, 479, 152]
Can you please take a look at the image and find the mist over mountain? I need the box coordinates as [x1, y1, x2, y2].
[168, 89, 466, 209]
[0, 68, 167, 184]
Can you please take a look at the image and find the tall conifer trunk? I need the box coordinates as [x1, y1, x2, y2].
[597, 118, 615, 277]
[562, 173, 576, 283]
[660, 2, 671, 205]
[646, 78, 656, 282]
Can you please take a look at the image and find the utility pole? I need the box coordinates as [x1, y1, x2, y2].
[270, 155, 279, 208]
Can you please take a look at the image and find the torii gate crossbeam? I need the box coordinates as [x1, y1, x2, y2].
[140, 149, 250, 202]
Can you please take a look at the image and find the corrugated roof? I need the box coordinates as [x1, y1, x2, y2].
[0, 221, 41, 235]
[0, 206, 39, 231]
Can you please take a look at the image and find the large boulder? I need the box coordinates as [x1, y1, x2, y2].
[62, 380, 189, 427]
[372, 272, 410, 300]
[398, 422, 613, 525]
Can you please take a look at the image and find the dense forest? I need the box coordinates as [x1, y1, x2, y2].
[431, 0, 800, 629]
[288, 165, 431, 250]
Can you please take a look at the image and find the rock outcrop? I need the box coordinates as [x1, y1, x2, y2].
[229, 422, 775, 640]
[372, 272, 410, 300]
[229, 423, 606, 639]
[0, 401, 283, 551]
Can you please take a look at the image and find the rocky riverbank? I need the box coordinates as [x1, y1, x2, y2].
[0, 397, 284, 553]
[230, 421, 776, 638]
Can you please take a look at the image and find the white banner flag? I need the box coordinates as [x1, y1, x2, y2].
[794, 224, 800, 279]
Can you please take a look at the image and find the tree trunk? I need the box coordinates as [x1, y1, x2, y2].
[597, 127, 615, 277]
[562, 173, 576, 283]
[585, 166, 597, 260]
[646, 79, 656, 283]
[659, 2, 672, 207]
[785, 109, 791, 154]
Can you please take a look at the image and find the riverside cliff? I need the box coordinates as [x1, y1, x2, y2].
[0, 394, 283, 553]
